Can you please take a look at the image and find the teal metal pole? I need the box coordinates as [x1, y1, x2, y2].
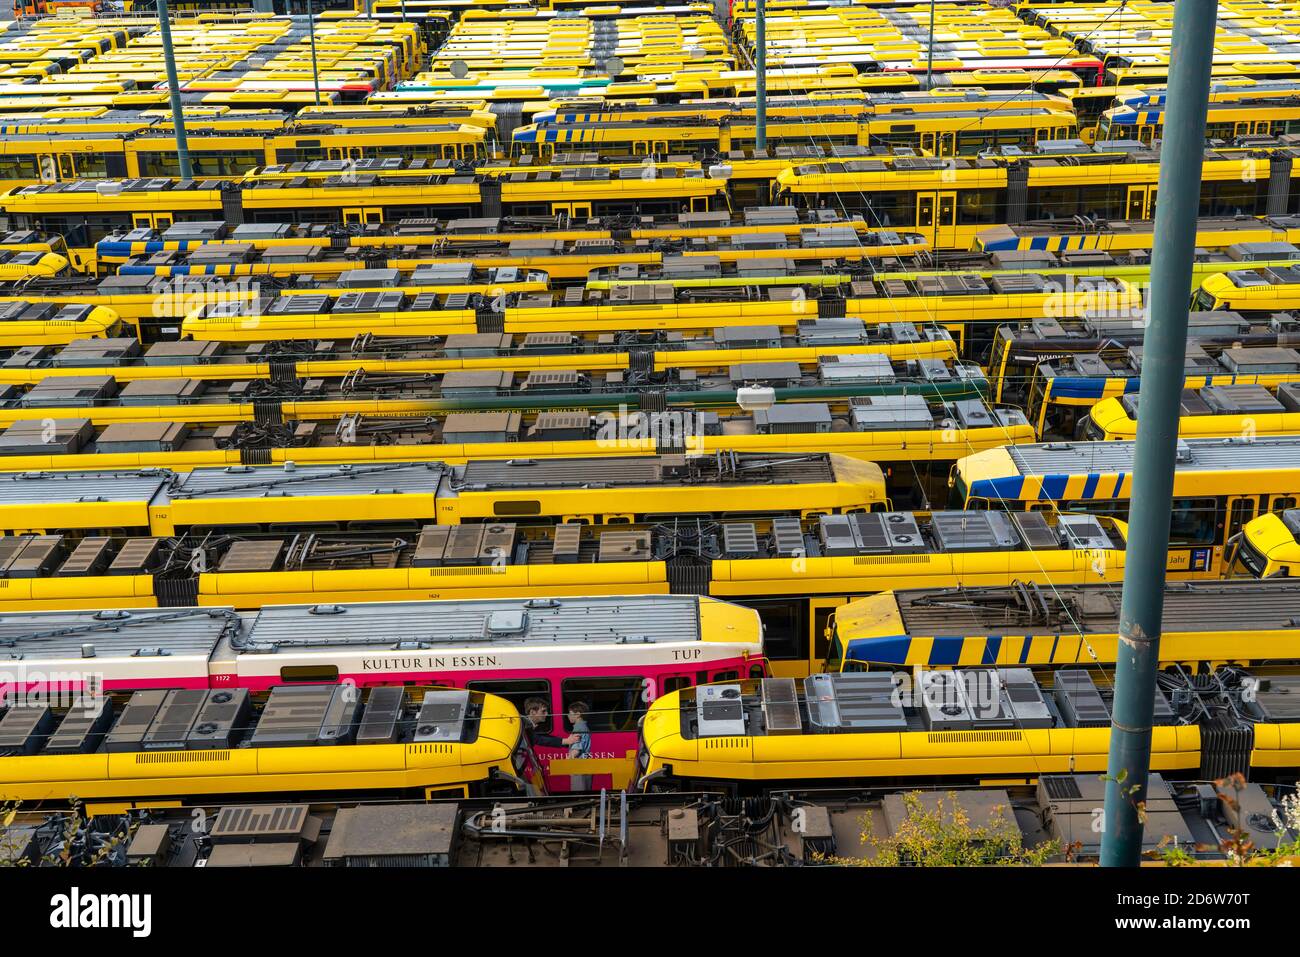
[926, 0, 935, 89]
[156, 0, 192, 181]
[1100, 0, 1218, 868]
[307, 1, 322, 107]
[754, 0, 766, 152]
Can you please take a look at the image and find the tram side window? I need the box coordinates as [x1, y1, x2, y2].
[503, 202, 551, 217]
[374, 143, 441, 160]
[956, 188, 1003, 225]
[467, 678, 551, 731]
[1169, 497, 1218, 544]
[33, 214, 128, 246]
[1200, 179, 1265, 217]
[1063, 499, 1128, 517]
[280, 665, 339, 683]
[277, 147, 329, 164]
[748, 599, 806, 662]
[274, 209, 337, 225]
[958, 129, 1030, 154]
[662, 675, 692, 695]
[861, 191, 915, 229]
[75, 154, 110, 178]
[1272, 497, 1297, 513]
[0, 155, 39, 180]
[1028, 185, 1077, 220]
[561, 677, 646, 733]
[139, 151, 259, 177]
[1077, 185, 1129, 221]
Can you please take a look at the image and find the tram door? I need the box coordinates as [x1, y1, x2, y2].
[327, 146, 363, 161]
[550, 202, 592, 219]
[131, 212, 174, 230]
[37, 154, 60, 183]
[916, 191, 958, 247]
[920, 131, 957, 156]
[1125, 185, 1156, 219]
[1226, 495, 1258, 539]
[808, 597, 849, 675]
[1215, 494, 1259, 577]
[1233, 120, 1271, 138]
[342, 207, 384, 226]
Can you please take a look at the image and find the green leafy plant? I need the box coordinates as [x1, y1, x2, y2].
[0, 799, 134, 867]
[827, 791, 1060, 866]
[1153, 774, 1300, 866]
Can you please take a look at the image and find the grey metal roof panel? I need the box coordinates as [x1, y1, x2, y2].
[169, 462, 446, 500]
[0, 469, 172, 506]
[891, 581, 1300, 637]
[1005, 437, 1300, 475]
[0, 607, 241, 661]
[241, 595, 704, 652]
[453, 453, 835, 488]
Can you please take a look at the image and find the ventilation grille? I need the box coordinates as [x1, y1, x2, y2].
[1040, 775, 1084, 800]
[640, 391, 667, 413]
[852, 554, 933, 565]
[134, 750, 232, 764]
[703, 737, 748, 750]
[476, 311, 504, 334]
[926, 731, 1024, 743]
[818, 297, 847, 319]
[667, 559, 710, 595]
[342, 855, 441, 868]
[155, 576, 199, 608]
[1200, 722, 1255, 780]
[406, 743, 455, 756]
[253, 399, 283, 425]
[212, 804, 308, 841]
[420, 565, 505, 576]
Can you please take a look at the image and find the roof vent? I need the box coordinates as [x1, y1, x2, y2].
[696, 684, 746, 736]
[761, 678, 802, 734]
[414, 690, 470, 743]
[484, 610, 527, 637]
